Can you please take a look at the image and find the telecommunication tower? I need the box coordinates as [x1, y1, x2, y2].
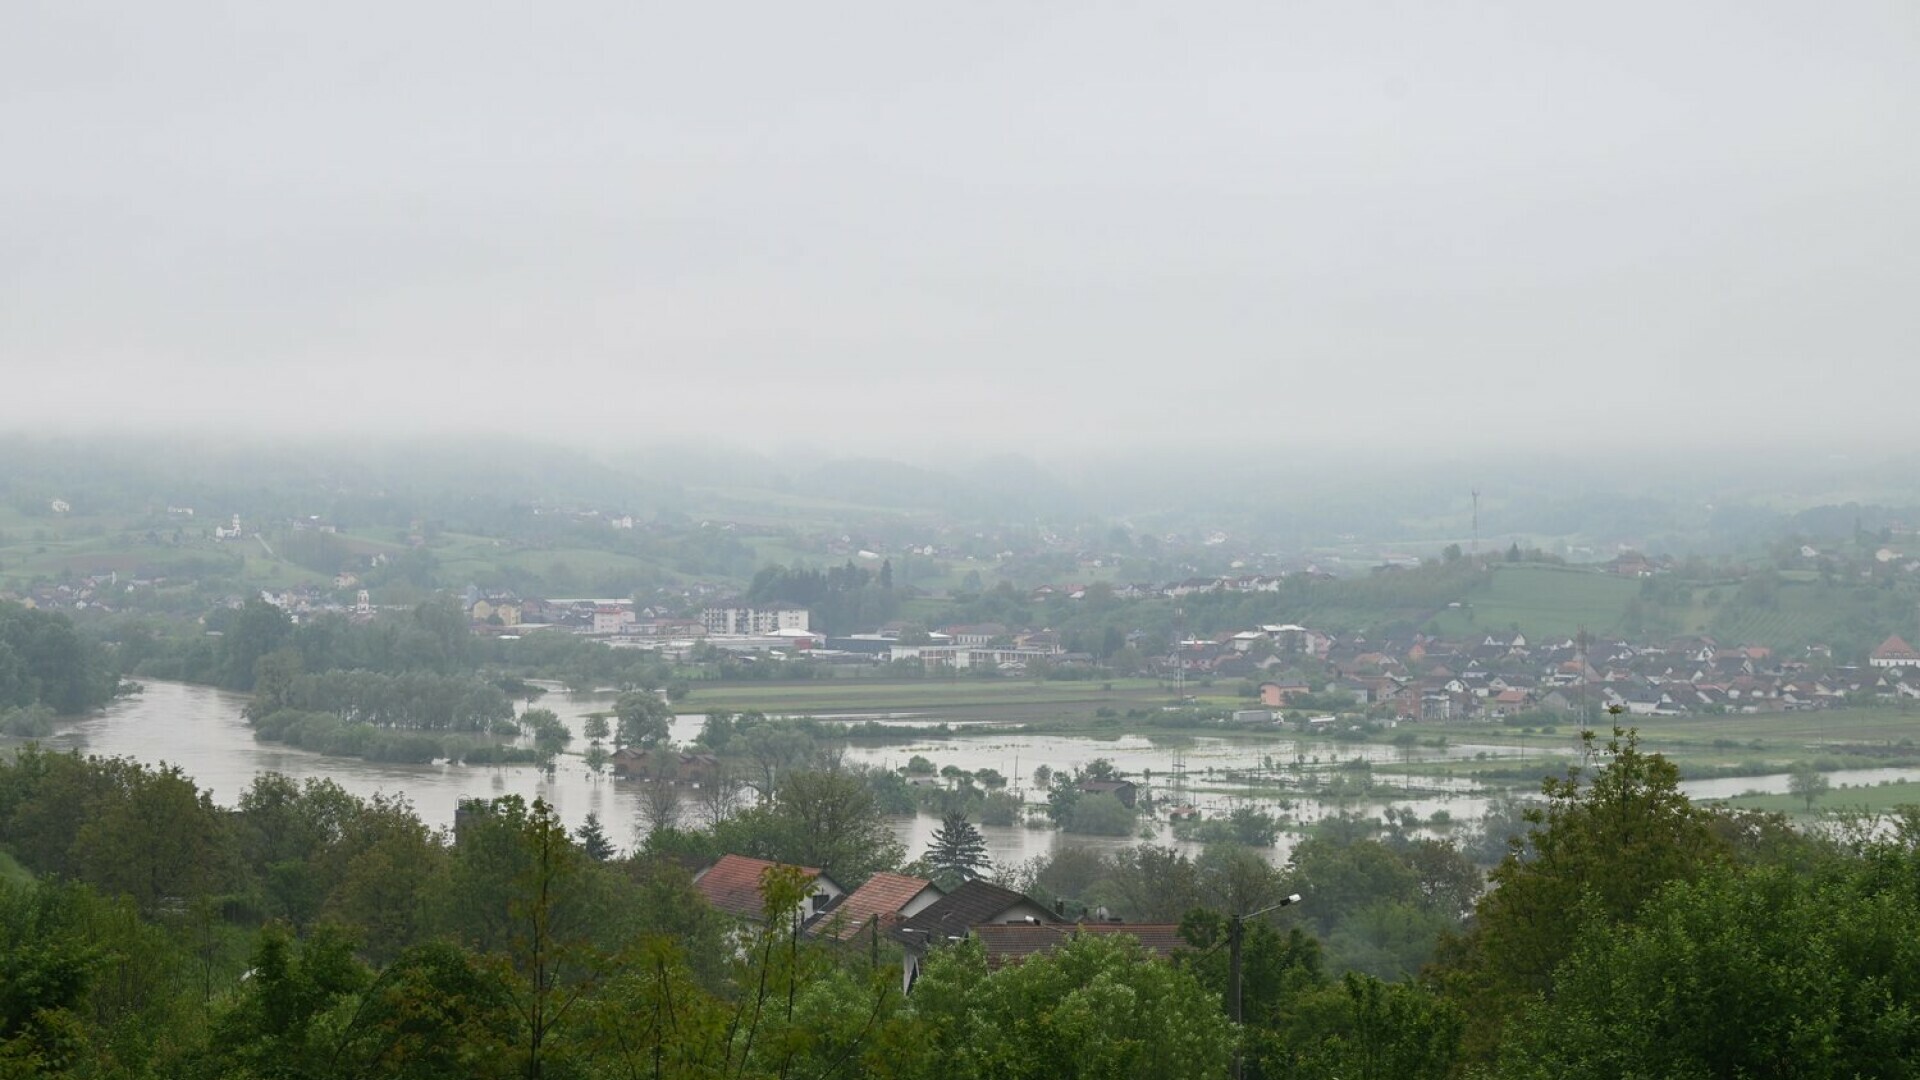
[1471, 488, 1481, 559]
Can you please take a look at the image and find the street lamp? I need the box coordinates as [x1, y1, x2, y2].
[1230, 893, 1302, 1080]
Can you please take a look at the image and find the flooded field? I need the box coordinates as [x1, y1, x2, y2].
[18, 679, 1842, 869]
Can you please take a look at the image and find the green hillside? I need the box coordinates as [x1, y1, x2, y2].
[1704, 578, 1916, 657]
[1422, 564, 1918, 655]
[1430, 565, 1639, 639]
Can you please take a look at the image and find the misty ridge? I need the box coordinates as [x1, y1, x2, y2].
[6, 433, 1920, 558]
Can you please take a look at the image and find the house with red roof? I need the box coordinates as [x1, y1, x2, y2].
[1870, 635, 1920, 669]
[693, 854, 846, 925]
[814, 872, 944, 942]
[1489, 687, 1533, 717]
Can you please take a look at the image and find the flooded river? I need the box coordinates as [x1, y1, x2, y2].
[26, 679, 1886, 870]
[17, 681, 1236, 865]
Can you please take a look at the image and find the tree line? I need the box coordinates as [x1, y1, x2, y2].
[0, 601, 118, 719]
[744, 561, 901, 636]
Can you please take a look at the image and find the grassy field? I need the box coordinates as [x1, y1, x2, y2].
[0, 509, 398, 591]
[1430, 565, 1640, 639]
[1387, 708, 1920, 784]
[679, 677, 1172, 716]
[1623, 707, 1920, 764]
[1713, 777, 1920, 817]
[430, 533, 686, 591]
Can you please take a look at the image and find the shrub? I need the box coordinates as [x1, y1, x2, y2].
[980, 791, 1023, 827]
[1065, 793, 1136, 836]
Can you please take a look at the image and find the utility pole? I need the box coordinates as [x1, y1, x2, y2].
[1229, 893, 1302, 1080]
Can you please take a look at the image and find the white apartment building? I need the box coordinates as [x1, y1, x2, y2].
[702, 607, 810, 636]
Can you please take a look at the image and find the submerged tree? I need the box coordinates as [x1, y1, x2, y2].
[613, 691, 672, 749]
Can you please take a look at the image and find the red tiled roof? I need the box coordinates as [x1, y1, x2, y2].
[694, 854, 823, 921]
[818, 873, 939, 941]
[972, 923, 1187, 966]
[1874, 635, 1920, 660]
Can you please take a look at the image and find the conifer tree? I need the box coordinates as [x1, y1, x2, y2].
[926, 812, 991, 886]
[573, 812, 615, 862]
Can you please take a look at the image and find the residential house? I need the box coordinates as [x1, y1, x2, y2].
[1166, 578, 1221, 598]
[1171, 645, 1226, 673]
[610, 749, 722, 783]
[892, 880, 1059, 991]
[1871, 635, 1920, 669]
[694, 854, 846, 925]
[1266, 624, 1333, 659]
[815, 872, 944, 942]
[1079, 778, 1138, 809]
[1489, 687, 1533, 717]
[1326, 678, 1372, 706]
[1259, 681, 1310, 708]
[1230, 630, 1271, 653]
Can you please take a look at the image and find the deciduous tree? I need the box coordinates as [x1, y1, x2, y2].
[1788, 761, 1830, 812]
[904, 934, 1234, 1080]
[613, 691, 671, 750]
[1439, 727, 1728, 1059]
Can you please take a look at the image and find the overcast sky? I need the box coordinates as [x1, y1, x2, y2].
[4, 1, 1915, 453]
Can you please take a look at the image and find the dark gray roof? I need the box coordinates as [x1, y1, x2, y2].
[892, 880, 1056, 944]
